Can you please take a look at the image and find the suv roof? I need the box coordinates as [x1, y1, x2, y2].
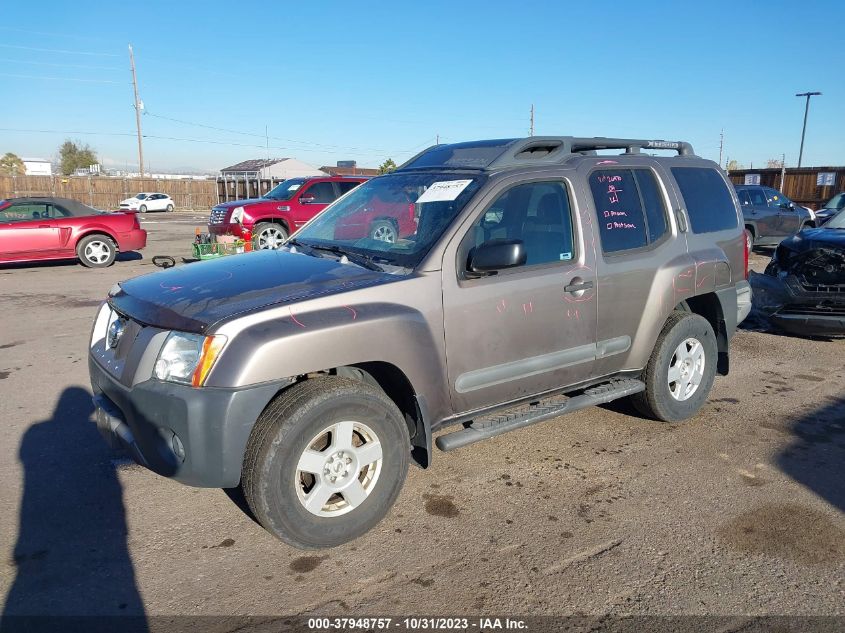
[397, 136, 696, 173]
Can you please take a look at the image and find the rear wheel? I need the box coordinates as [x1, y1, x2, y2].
[253, 222, 288, 250]
[631, 312, 717, 422]
[77, 234, 116, 268]
[242, 377, 410, 549]
[166, 204, 174, 212]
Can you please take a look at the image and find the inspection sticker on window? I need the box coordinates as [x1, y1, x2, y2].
[415, 179, 473, 203]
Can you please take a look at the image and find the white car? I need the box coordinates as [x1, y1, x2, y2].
[119, 192, 174, 213]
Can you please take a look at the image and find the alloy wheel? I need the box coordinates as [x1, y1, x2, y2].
[294, 421, 383, 518]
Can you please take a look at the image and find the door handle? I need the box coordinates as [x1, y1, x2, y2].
[565, 280, 594, 293]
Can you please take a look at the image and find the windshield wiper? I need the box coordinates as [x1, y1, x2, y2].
[301, 243, 385, 272]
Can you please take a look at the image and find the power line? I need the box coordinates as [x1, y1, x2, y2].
[0, 127, 427, 157]
[0, 57, 123, 71]
[0, 73, 126, 84]
[0, 43, 120, 57]
[143, 111, 406, 154]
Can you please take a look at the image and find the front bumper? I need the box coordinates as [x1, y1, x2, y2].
[208, 222, 250, 238]
[89, 355, 290, 487]
[748, 271, 845, 336]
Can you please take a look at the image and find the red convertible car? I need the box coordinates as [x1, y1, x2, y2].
[0, 197, 147, 268]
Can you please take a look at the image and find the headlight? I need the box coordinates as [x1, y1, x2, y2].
[154, 332, 227, 387]
[230, 206, 245, 223]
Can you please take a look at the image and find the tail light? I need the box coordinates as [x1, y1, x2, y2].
[743, 234, 749, 279]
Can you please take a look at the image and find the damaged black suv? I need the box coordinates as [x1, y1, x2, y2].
[751, 209, 845, 336]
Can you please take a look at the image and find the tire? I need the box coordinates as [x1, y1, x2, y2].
[631, 311, 718, 422]
[77, 234, 117, 268]
[139, 204, 147, 213]
[166, 204, 174, 213]
[369, 220, 398, 243]
[253, 222, 288, 250]
[745, 228, 754, 253]
[242, 377, 410, 549]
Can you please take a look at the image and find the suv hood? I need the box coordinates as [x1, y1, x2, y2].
[213, 198, 268, 210]
[109, 250, 398, 333]
[783, 227, 845, 250]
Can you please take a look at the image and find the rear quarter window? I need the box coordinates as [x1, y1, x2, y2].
[671, 167, 738, 233]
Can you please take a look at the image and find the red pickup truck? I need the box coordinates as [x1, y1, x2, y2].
[208, 176, 367, 249]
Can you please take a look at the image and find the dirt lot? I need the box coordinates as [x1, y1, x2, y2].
[0, 212, 843, 624]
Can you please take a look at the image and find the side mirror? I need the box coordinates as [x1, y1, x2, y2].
[468, 238, 526, 274]
[299, 194, 316, 204]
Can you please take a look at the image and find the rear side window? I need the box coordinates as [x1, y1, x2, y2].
[588, 168, 668, 253]
[671, 168, 738, 233]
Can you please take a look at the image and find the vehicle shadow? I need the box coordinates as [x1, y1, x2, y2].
[0, 251, 143, 271]
[775, 394, 845, 512]
[1, 387, 148, 632]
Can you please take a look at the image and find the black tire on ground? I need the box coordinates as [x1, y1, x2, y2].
[139, 204, 147, 213]
[166, 204, 174, 212]
[369, 219, 398, 243]
[242, 376, 410, 549]
[76, 234, 117, 268]
[253, 222, 288, 250]
[630, 311, 718, 422]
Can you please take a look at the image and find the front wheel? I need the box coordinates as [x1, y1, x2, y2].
[631, 312, 717, 422]
[139, 204, 147, 213]
[369, 220, 398, 243]
[745, 229, 754, 253]
[253, 222, 288, 250]
[242, 377, 410, 549]
[77, 234, 117, 268]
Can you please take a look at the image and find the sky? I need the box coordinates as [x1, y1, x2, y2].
[0, 0, 842, 174]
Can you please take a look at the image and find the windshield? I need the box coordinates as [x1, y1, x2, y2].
[825, 209, 845, 229]
[135, 193, 148, 200]
[265, 178, 306, 201]
[822, 193, 845, 210]
[292, 172, 485, 269]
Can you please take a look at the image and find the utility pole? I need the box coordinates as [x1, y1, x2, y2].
[529, 104, 535, 137]
[795, 91, 821, 168]
[780, 152, 786, 191]
[128, 44, 144, 177]
[436, 134, 439, 145]
[718, 129, 724, 167]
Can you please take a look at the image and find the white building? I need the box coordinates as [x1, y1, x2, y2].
[219, 158, 325, 180]
[23, 158, 52, 176]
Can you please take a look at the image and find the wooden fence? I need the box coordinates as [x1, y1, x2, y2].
[3, 167, 843, 212]
[727, 167, 845, 209]
[0, 175, 219, 210]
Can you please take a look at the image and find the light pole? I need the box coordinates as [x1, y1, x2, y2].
[795, 91, 821, 168]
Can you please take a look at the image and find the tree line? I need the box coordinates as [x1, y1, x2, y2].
[0, 140, 99, 176]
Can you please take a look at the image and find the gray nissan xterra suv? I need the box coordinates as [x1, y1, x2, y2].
[89, 136, 753, 549]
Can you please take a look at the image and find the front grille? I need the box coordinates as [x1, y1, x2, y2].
[780, 305, 845, 317]
[209, 207, 228, 224]
[798, 282, 845, 294]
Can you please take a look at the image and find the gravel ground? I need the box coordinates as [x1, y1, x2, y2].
[0, 212, 842, 625]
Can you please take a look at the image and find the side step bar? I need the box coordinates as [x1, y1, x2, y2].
[435, 379, 645, 452]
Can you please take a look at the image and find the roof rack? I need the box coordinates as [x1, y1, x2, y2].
[397, 136, 696, 172]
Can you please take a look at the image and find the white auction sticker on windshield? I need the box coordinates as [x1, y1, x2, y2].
[415, 179, 473, 203]
[289, 184, 301, 191]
